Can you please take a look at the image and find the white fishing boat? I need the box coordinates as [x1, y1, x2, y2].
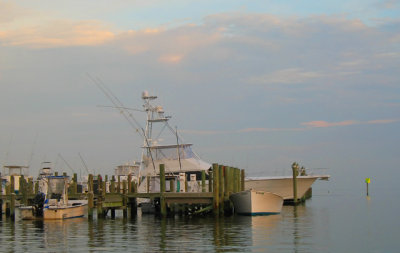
[20, 176, 87, 220]
[245, 174, 330, 200]
[98, 90, 211, 193]
[230, 190, 283, 215]
[2, 165, 32, 194]
[95, 87, 329, 201]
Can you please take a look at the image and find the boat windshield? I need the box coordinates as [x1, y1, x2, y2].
[48, 177, 66, 195]
[150, 145, 195, 160]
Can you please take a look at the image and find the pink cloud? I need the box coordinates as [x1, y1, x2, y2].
[367, 119, 400, 124]
[301, 120, 359, 128]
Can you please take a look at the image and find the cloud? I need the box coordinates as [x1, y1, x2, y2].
[367, 119, 400, 124]
[301, 119, 400, 128]
[182, 118, 400, 135]
[1, 20, 115, 48]
[249, 68, 325, 85]
[301, 120, 359, 128]
[158, 54, 184, 63]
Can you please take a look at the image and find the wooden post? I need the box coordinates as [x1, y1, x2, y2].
[201, 170, 206, 193]
[97, 174, 103, 219]
[10, 193, 15, 221]
[88, 191, 94, 219]
[117, 176, 121, 193]
[160, 164, 167, 217]
[28, 178, 33, 195]
[128, 175, 132, 193]
[241, 169, 245, 191]
[218, 165, 224, 215]
[10, 176, 15, 194]
[34, 181, 39, 194]
[111, 175, 115, 193]
[0, 179, 2, 219]
[20, 175, 28, 206]
[232, 168, 237, 193]
[208, 171, 213, 193]
[72, 173, 78, 194]
[236, 168, 241, 192]
[292, 162, 299, 204]
[212, 163, 219, 216]
[5, 183, 10, 217]
[130, 181, 137, 217]
[123, 180, 127, 218]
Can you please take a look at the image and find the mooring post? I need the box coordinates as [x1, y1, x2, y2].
[34, 181, 39, 194]
[201, 170, 206, 193]
[5, 183, 10, 217]
[10, 193, 15, 221]
[111, 175, 115, 193]
[208, 170, 213, 193]
[88, 191, 94, 219]
[28, 178, 33, 195]
[123, 180, 128, 219]
[232, 168, 238, 193]
[20, 175, 27, 206]
[292, 162, 299, 205]
[241, 169, 245, 191]
[10, 176, 15, 194]
[218, 165, 224, 215]
[128, 175, 132, 193]
[130, 181, 137, 218]
[88, 174, 94, 219]
[223, 166, 228, 200]
[236, 168, 241, 192]
[160, 164, 167, 217]
[97, 174, 104, 219]
[212, 163, 219, 216]
[0, 178, 2, 219]
[73, 173, 78, 194]
[117, 176, 121, 193]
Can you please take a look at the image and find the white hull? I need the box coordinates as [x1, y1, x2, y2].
[44, 204, 87, 220]
[230, 190, 283, 215]
[19, 206, 36, 220]
[245, 175, 329, 200]
[20, 204, 87, 220]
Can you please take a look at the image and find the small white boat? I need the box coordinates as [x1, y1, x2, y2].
[20, 176, 87, 220]
[245, 175, 330, 200]
[230, 189, 283, 215]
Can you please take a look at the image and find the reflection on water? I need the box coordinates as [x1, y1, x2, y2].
[1, 190, 399, 252]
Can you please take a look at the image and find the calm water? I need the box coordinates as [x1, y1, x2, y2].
[1, 182, 399, 252]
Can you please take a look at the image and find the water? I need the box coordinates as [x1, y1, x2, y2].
[1, 183, 399, 252]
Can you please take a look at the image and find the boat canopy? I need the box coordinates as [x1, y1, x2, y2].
[144, 144, 195, 160]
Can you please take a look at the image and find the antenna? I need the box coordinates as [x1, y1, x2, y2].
[78, 152, 90, 174]
[58, 153, 75, 174]
[87, 73, 157, 173]
[176, 126, 182, 171]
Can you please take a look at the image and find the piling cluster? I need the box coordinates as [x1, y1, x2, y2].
[1, 163, 245, 220]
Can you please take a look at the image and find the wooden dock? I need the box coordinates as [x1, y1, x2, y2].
[1, 163, 245, 220]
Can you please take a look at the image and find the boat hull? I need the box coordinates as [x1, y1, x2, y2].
[245, 175, 329, 200]
[44, 204, 87, 220]
[230, 190, 283, 215]
[19, 206, 36, 220]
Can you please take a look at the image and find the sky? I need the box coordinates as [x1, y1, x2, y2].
[0, 0, 399, 190]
